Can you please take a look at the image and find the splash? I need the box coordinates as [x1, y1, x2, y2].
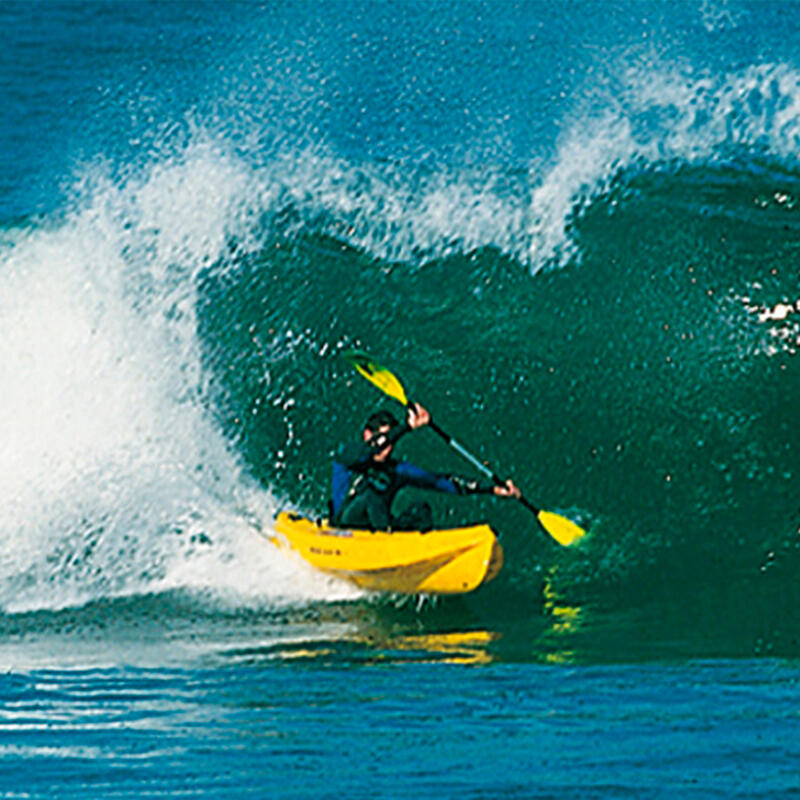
[0, 142, 358, 613]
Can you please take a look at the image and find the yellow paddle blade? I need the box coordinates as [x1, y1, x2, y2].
[342, 350, 408, 405]
[537, 511, 586, 547]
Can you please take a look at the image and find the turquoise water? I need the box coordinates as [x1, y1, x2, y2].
[2, 1, 800, 796]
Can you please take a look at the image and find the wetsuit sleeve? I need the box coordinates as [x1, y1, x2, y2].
[396, 463, 496, 495]
[334, 421, 411, 469]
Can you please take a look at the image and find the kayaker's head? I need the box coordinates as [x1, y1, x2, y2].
[363, 409, 398, 462]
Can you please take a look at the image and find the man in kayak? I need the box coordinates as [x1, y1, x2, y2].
[330, 403, 521, 531]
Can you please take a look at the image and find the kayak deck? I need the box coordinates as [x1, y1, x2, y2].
[271, 512, 503, 595]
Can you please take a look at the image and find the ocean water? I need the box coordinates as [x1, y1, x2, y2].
[2, 0, 800, 796]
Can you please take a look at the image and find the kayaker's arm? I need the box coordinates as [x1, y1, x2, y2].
[396, 462, 501, 496]
[453, 475, 520, 497]
[397, 403, 522, 498]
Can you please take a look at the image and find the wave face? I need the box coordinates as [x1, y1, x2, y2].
[2, 0, 799, 660]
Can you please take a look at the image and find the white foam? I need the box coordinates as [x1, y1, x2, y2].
[0, 142, 355, 614]
[740, 295, 800, 357]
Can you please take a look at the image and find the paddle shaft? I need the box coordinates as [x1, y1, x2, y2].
[425, 417, 543, 517]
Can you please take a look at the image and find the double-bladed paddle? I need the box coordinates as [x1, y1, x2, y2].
[342, 349, 586, 546]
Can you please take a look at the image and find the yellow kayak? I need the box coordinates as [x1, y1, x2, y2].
[271, 511, 503, 595]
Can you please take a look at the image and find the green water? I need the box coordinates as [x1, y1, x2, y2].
[189, 164, 799, 662]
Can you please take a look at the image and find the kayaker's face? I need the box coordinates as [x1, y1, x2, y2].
[364, 424, 393, 462]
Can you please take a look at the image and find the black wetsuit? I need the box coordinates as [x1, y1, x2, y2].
[330, 420, 495, 530]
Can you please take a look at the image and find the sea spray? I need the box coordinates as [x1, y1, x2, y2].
[0, 145, 359, 613]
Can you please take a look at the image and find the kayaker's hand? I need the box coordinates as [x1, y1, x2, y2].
[407, 403, 430, 429]
[494, 479, 521, 499]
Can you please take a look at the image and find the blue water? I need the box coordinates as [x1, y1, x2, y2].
[2, 660, 797, 799]
[2, 0, 800, 796]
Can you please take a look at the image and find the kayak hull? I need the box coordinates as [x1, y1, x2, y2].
[271, 512, 503, 595]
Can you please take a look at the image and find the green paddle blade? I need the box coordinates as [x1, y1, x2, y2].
[536, 511, 586, 547]
[342, 350, 408, 405]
